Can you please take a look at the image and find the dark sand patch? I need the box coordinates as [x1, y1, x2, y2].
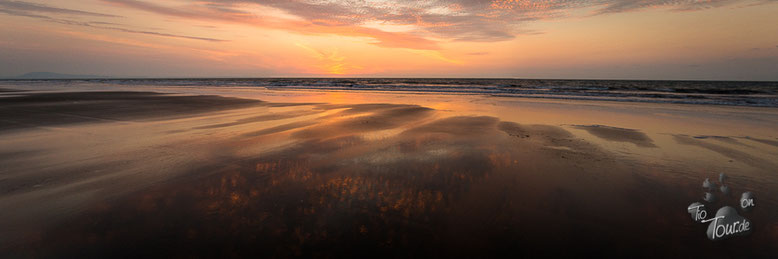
[194, 110, 322, 130]
[742, 136, 778, 147]
[497, 121, 606, 160]
[693, 135, 752, 147]
[674, 135, 773, 169]
[0, 91, 262, 131]
[573, 125, 656, 147]
[499, 121, 574, 139]
[402, 116, 498, 136]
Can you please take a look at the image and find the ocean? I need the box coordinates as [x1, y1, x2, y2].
[2, 78, 778, 107]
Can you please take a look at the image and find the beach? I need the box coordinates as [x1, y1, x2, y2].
[1, 82, 777, 257]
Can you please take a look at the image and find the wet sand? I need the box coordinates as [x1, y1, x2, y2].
[1, 86, 778, 257]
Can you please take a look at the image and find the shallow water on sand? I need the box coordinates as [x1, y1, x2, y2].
[1, 85, 777, 257]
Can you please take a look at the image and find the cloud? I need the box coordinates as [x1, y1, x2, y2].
[0, 7, 50, 19]
[102, 0, 441, 49]
[101, 0, 200, 18]
[6, 0, 776, 48]
[0, 0, 225, 42]
[213, 0, 546, 42]
[93, 24, 227, 42]
[592, 0, 738, 14]
[98, 0, 777, 49]
[490, 0, 773, 15]
[0, 0, 119, 17]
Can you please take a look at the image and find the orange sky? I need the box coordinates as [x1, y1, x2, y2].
[0, 0, 777, 80]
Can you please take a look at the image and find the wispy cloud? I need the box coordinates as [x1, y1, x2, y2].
[0, 0, 225, 42]
[0, 0, 120, 17]
[592, 0, 738, 14]
[93, 23, 227, 42]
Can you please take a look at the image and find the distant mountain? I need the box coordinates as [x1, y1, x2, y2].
[12, 72, 107, 79]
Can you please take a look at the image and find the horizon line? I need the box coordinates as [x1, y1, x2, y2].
[2, 76, 777, 83]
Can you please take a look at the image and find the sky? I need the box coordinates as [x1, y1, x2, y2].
[0, 0, 777, 80]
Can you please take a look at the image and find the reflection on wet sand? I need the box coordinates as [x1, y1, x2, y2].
[194, 110, 323, 130]
[292, 104, 434, 139]
[573, 125, 657, 148]
[674, 135, 775, 170]
[2, 90, 778, 257]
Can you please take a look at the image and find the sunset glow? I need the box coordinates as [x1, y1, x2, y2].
[1, 0, 777, 79]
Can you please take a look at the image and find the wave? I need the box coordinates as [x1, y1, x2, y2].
[2, 78, 778, 107]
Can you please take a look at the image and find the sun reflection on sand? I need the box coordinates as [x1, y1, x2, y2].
[2, 89, 778, 257]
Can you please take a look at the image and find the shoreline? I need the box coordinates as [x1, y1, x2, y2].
[2, 78, 778, 108]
